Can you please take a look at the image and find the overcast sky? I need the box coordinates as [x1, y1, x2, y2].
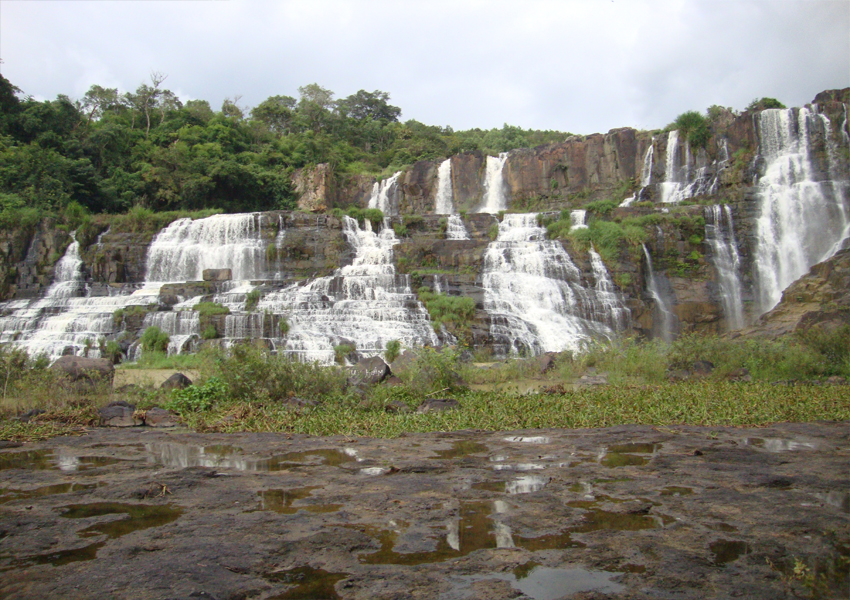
[1, 0, 848, 134]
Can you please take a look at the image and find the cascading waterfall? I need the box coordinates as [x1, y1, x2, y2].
[478, 152, 509, 214]
[0, 232, 156, 360]
[658, 131, 724, 204]
[620, 141, 654, 207]
[146, 213, 267, 282]
[445, 214, 470, 240]
[642, 244, 677, 342]
[367, 171, 402, 216]
[704, 205, 745, 330]
[434, 158, 454, 215]
[570, 210, 588, 229]
[588, 248, 630, 331]
[753, 107, 850, 314]
[256, 216, 439, 364]
[659, 131, 685, 204]
[482, 214, 627, 356]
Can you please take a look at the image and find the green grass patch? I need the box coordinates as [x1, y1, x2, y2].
[193, 302, 230, 317]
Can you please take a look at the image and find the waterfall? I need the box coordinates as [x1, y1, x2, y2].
[434, 159, 454, 215]
[146, 213, 267, 282]
[659, 131, 684, 204]
[478, 152, 509, 214]
[658, 131, 722, 204]
[570, 210, 588, 229]
[481, 214, 627, 356]
[620, 141, 654, 207]
[753, 107, 850, 315]
[367, 171, 402, 216]
[445, 214, 470, 240]
[705, 205, 745, 330]
[256, 216, 439, 364]
[588, 248, 630, 331]
[642, 244, 677, 342]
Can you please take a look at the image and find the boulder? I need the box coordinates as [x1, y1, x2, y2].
[143, 407, 181, 428]
[160, 373, 193, 391]
[385, 400, 412, 414]
[349, 356, 391, 385]
[202, 269, 232, 282]
[50, 356, 114, 387]
[536, 352, 558, 374]
[416, 398, 460, 413]
[99, 401, 143, 427]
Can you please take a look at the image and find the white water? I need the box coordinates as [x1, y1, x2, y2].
[434, 158, 454, 215]
[367, 171, 402, 216]
[570, 210, 588, 230]
[642, 244, 676, 342]
[588, 248, 630, 331]
[0, 232, 159, 360]
[256, 216, 439, 363]
[481, 214, 626, 356]
[620, 141, 654, 207]
[753, 107, 850, 314]
[445, 214, 470, 240]
[146, 213, 267, 282]
[658, 131, 724, 204]
[478, 153, 509, 214]
[705, 205, 745, 330]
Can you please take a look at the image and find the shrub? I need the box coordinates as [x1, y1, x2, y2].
[583, 199, 618, 215]
[395, 347, 467, 398]
[279, 316, 290, 336]
[418, 290, 475, 331]
[193, 302, 230, 317]
[672, 111, 710, 149]
[385, 340, 401, 364]
[140, 326, 170, 354]
[163, 376, 228, 414]
[392, 222, 407, 237]
[334, 343, 356, 365]
[201, 325, 219, 340]
[488, 223, 499, 240]
[746, 97, 786, 112]
[245, 289, 261, 312]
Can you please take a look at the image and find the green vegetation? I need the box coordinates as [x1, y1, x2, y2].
[245, 289, 261, 312]
[279, 316, 291, 336]
[671, 111, 711, 149]
[140, 326, 169, 353]
[192, 302, 230, 317]
[746, 97, 786, 112]
[201, 325, 219, 340]
[334, 343, 356, 365]
[385, 340, 401, 364]
[417, 289, 476, 336]
[0, 73, 570, 229]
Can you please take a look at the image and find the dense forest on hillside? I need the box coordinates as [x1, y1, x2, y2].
[0, 73, 569, 222]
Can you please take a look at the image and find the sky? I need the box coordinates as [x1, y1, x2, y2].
[0, 0, 848, 135]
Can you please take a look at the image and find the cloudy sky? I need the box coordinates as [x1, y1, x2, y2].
[1, 0, 848, 134]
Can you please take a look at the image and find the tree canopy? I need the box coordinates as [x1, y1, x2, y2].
[0, 73, 570, 222]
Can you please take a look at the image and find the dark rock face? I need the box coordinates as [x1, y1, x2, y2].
[202, 269, 232, 282]
[49, 356, 115, 386]
[98, 401, 142, 427]
[349, 356, 391, 385]
[160, 373, 193, 391]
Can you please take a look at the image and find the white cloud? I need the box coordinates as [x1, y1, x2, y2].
[1, 0, 847, 134]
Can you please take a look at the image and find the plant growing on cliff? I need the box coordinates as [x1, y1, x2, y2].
[746, 97, 786, 112]
[418, 289, 475, 337]
[193, 302, 230, 317]
[140, 326, 170, 354]
[333, 343, 356, 365]
[279, 316, 290, 336]
[245, 289, 262, 312]
[672, 111, 711, 149]
[385, 340, 401, 364]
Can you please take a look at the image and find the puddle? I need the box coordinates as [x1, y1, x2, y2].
[147, 443, 356, 471]
[0, 483, 96, 505]
[450, 563, 624, 600]
[472, 481, 507, 493]
[265, 565, 348, 600]
[431, 441, 488, 460]
[257, 487, 341, 515]
[608, 443, 661, 454]
[709, 539, 750, 564]
[506, 475, 548, 495]
[491, 462, 545, 471]
[573, 509, 660, 533]
[358, 500, 583, 566]
[0, 450, 129, 472]
[600, 453, 648, 468]
[503, 436, 550, 444]
[660, 486, 694, 497]
[359, 467, 392, 476]
[744, 438, 816, 452]
[622, 563, 647, 573]
[599, 442, 660, 468]
[815, 491, 850, 513]
[0, 449, 55, 470]
[7, 502, 183, 569]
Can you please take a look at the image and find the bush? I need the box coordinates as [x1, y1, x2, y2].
[279, 316, 290, 336]
[746, 97, 786, 112]
[140, 326, 170, 353]
[201, 325, 219, 340]
[334, 343, 356, 365]
[673, 111, 710, 149]
[418, 290, 475, 331]
[583, 200, 618, 215]
[245, 289, 261, 312]
[193, 302, 230, 317]
[395, 347, 467, 398]
[385, 340, 401, 364]
[163, 376, 228, 414]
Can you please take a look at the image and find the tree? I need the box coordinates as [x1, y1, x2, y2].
[250, 95, 296, 136]
[337, 89, 401, 123]
[221, 96, 244, 120]
[673, 111, 711, 149]
[746, 97, 786, 112]
[79, 85, 120, 126]
[297, 84, 335, 133]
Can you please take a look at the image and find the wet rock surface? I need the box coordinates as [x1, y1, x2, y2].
[0, 422, 848, 599]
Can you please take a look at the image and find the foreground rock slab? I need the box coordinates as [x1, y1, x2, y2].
[0, 422, 848, 599]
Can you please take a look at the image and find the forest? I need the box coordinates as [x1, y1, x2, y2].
[0, 73, 568, 223]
